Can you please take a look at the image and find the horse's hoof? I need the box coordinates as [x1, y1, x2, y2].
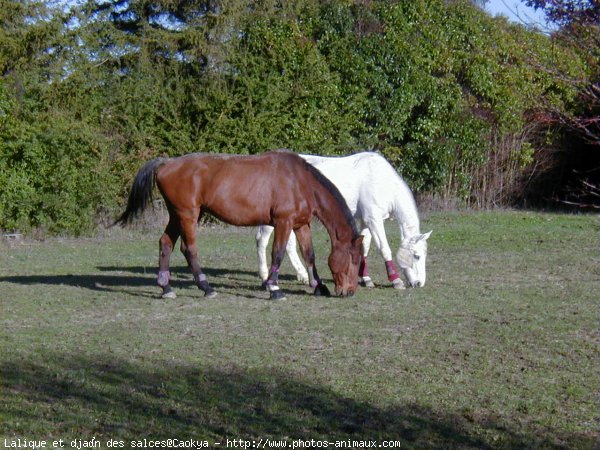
[392, 279, 406, 290]
[359, 277, 375, 288]
[260, 280, 269, 290]
[204, 289, 218, 298]
[297, 274, 310, 285]
[162, 290, 177, 299]
[270, 290, 286, 301]
[314, 284, 331, 297]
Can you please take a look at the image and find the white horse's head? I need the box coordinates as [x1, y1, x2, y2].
[396, 231, 432, 288]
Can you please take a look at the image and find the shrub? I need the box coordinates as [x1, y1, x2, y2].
[0, 93, 118, 234]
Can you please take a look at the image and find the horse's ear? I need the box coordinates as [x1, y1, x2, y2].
[410, 230, 433, 244]
[353, 235, 364, 247]
[410, 230, 432, 244]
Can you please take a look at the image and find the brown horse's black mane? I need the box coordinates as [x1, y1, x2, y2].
[300, 158, 360, 239]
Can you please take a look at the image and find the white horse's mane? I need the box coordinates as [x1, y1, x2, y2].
[303, 151, 421, 234]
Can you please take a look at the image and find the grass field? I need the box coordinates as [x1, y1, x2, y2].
[1, 211, 598, 449]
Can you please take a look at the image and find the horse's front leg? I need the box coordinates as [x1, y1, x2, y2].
[358, 227, 375, 288]
[180, 211, 217, 298]
[364, 218, 405, 289]
[294, 224, 331, 297]
[256, 225, 309, 287]
[158, 219, 179, 298]
[266, 223, 293, 300]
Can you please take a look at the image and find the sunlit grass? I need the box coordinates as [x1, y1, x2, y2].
[1, 211, 598, 449]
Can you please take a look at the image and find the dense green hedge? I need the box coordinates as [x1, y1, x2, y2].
[0, 84, 119, 233]
[0, 0, 594, 234]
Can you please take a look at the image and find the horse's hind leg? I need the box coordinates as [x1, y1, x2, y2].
[158, 219, 180, 299]
[256, 225, 274, 286]
[285, 231, 310, 285]
[180, 211, 217, 298]
[294, 224, 331, 297]
[256, 226, 309, 288]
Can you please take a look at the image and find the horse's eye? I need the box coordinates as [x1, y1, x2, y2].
[414, 254, 421, 261]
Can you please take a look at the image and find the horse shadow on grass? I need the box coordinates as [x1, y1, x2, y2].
[1, 353, 593, 449]
[0, 265, 311, 300]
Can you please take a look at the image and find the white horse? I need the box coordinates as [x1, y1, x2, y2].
[256, 152, 432, 289]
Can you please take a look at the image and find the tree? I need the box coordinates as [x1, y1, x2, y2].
[525, 0, 599, 208]
[525, 0, 599, 28]
[1, 0, 596, 233]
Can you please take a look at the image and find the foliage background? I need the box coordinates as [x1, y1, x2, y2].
[0, 0, 598, 234]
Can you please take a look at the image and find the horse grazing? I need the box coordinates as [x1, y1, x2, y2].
[115, 151, 363, 300]
[256, 152, 432, 289]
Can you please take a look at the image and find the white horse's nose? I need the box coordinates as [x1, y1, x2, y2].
[413, 281, 422, 288]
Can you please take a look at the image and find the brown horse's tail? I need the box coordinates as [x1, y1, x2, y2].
[113, 158, 165, 226]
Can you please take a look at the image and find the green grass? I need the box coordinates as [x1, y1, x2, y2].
[1, 211, 598, 449]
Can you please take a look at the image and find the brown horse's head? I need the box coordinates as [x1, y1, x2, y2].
[328, 236, 363, 296]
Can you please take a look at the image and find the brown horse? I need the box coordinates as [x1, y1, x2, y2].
[115, 151, 363, 300]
